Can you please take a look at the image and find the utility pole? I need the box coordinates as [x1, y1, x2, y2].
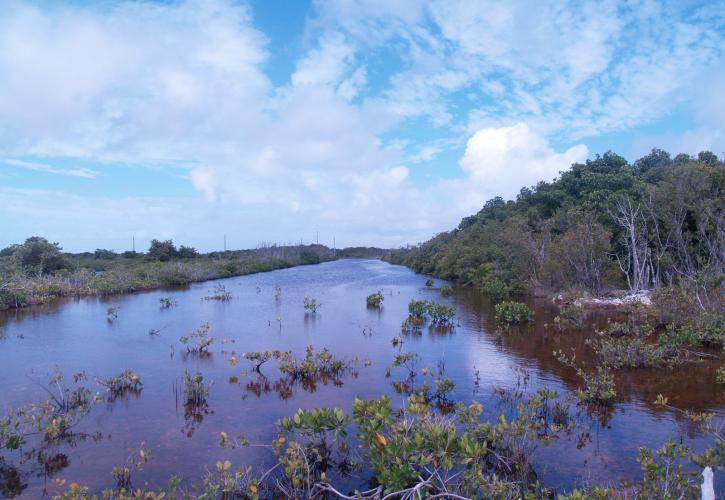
[223, 234, 227, 252]
[316, 231, 319, 244]
[333, 236, 336, 256]
[132, 235, 135, 253]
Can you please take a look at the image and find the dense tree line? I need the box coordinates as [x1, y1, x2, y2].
[386, 149, 724, 311]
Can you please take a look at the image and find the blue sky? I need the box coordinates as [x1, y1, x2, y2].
[1, 0, 724, 252]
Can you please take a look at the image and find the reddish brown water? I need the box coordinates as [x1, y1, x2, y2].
[0, 259, 722, 497]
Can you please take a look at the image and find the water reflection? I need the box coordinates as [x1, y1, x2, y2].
[0, 259, 722, 496]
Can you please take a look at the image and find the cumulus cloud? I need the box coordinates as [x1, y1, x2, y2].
[460, 123, 588, 199]
[0, 0, 723, 250]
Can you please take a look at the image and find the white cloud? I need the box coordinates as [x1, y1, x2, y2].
[460, 123, 588, 199]
[1, 158, 99, 179]
[291, 32, 355, 88]
[0, 0, 723, 250]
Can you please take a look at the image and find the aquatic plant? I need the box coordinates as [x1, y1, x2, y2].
[106, 307, 119, 320]
[424, 278, 434, 287]
[243, 346, 352, 381]
[494, 301, 532, 325]
[440, 284, 454, 297]
[365, 291, 384, 308]
[555, 304, 585, 329]
[183, 371, 210, 406]
[158, 297, 176, 309]
[243, 350, 282, 372]
[179, 322, 214, 353]
[426, 301, 455, 325]
[555, 350, 616, 405]
[303, 296, 321, 313]
[587, 333, 681, 370]
[99, 370, 142, 399]
[204, 284, 232, 301]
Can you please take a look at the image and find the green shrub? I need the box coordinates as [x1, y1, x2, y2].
[424, 278, 434, 287]
[440, 285, 453, 297]
[366, 291, 384, 308]
[303, 296, 321, 313]
[407, 299, 427, 318]
[426, 301, 455, 325]
[494, 301, 533, 324]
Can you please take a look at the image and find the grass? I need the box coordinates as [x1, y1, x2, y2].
[0, 245, 337, 311]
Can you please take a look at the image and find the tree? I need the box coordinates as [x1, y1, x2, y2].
[634, 148, 671, 173]
[94, 249, 117, 260]
[148, 239, 178, 261]
[697, 150, 718, 165]
[13, 237, 69, 275]
[177, 245, 199, 259]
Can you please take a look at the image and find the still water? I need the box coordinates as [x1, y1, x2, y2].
[0, 259, 722, 497]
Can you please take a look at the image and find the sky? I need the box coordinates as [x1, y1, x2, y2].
[0, 0, 724, 253]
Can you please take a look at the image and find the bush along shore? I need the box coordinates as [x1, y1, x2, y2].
[0, 237, 338, 310]
[386, 149, 724, 351]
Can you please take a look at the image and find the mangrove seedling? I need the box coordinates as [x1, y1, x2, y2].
[180, 322, 214, 353]
[183, 370, 210, 406]
[100, 369, 142, 400]
[366, 291, 384, 308]
[204, 284, 232, 301]
[440, 285, 454, 297]
[426, 301, 455, 325]
[495, 301, 533, 325]
[106, 307, 119, 320]
[425, 278, 434, 287]
[304, 296, 321, 314]
[159, 297, 176, 309]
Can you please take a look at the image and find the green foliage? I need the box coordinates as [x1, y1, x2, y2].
[148, 239, 178, 261]
[0, 241, 338, 311]
[426, 301, 455, 325]
[555, 350, 616, 405]
[243, 346, 351, 381]
[183, 371, 210, 406]
[179, 323, 214, 353]
[366, 291, 384, 308]
[203, 284, 232, 301]
[494, 301, 533, 324]
[100, 370, 142, 399]
[385, 150, 725, 305]
[7, 237, 70, 275]
[554, 304, 585, 330]
[440, 284, 453, 296]
[303, 296, 320, 313]
[158, 297, 175, 309]
[424, 278, 434, 287]
[402, 299, 456, 331]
